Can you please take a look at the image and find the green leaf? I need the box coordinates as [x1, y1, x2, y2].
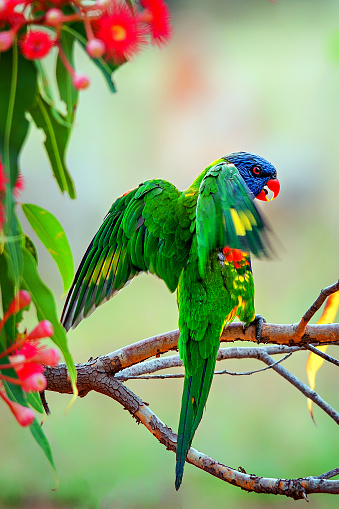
[0, 44, 37, 183]
[30, 419, 57, 474]
[56, 30, 79, 123]
[4, 379, 56, 474]
[0, 251, 17, 342]
[25, 234, 38, 263]
[21, 247, 77, 397]
[26, 391, 45, 414]
[29, 93, 76, 199]
[0, 45, 37, 286]
[62, 24, 117, 93]
[22, 203, 74, 294]
[34, 60, 73, 128]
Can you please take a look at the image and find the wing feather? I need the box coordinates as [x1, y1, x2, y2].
[196, 161, 271, 276]
[61, 180, 192, 330]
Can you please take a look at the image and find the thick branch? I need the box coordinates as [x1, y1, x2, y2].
[98, 322, 339, 375]
[44, 360, 339, 499]
[43, 319, 339, 498]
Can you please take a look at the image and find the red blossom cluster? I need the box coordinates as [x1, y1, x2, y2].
[0, 157, 24, 231]
[0, 290, 60, 427]
[0, 0, 172, 89]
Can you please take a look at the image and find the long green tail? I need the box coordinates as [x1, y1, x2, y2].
[175, 347, 218, 490]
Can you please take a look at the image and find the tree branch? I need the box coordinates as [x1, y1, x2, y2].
[43, 286, 339, 499]
[44, 356, 339, 499]
[295, 280, 339, 336]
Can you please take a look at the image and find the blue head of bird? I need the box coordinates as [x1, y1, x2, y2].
[224, 151, 280, 201]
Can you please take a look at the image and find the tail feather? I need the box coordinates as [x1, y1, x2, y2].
[175, 349, 218, 490]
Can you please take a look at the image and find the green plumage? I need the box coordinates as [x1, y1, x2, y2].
[61, 157, 274, 489]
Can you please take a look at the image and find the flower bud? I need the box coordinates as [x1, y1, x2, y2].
[86, 38, 105, 59]
[26, 320, 54, 340]
[45, 8, 63, 26]
[0, 391, 35, 427]
[96, 0, 111, 9]
[8, 354, 26, 370]
[6, 290, 31, 316]
[22, 372, 47, 392]
[9, 400, 35, 427]
[72, 74, 90, 90]
[31, 348, 60, 366]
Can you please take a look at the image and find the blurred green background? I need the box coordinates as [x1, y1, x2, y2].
[2, 0, 339, 507]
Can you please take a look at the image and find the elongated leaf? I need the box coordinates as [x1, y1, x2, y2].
[56, 30, 79, 123]
[0, 46, 37, 284]
[0, 46, 37, 183]
[62, 24, 117, 93]
[21, 247, 77, 396]
[29, 93, 76, 199]
[22, 203, 74, 293]
[4, 379, 56, 473]
[30, 418, 57, 474]
[0, 251, 17, 343]
[306, 291, 339, 419]
[35, 60, 73, 128]
[26, 391, 45, 414]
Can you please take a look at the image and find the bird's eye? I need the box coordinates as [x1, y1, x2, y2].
[252, 166, 261, 175]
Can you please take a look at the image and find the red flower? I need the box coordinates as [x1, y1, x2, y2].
[95, 3, 146, 63]
[20, 30, 54, 60]
[0, 157, 8, 193]
[0, 0, 26, 28]
[13, 171, 24, 197]
[140, 0, 172, 46]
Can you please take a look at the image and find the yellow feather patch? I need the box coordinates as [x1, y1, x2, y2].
[246, 210, 257, 226]
[230, 208, 246, 236]
[239, 211, 252, 231]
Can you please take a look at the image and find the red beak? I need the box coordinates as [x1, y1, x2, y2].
[256, 178, 280, 202]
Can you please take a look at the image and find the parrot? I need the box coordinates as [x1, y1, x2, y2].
[61, 151, 280, 490]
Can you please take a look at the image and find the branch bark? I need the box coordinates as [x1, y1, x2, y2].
[44, 320, 339, 499]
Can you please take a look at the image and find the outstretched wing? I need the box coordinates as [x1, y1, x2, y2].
[61, 180, 191, 330]
[196, 160, 272, 276]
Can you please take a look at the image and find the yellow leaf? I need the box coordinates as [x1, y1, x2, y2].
[306, 291, 339, 419]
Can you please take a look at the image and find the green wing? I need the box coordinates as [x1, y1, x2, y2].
[61, 180, 191, 330]
[196, 160, 271, 276]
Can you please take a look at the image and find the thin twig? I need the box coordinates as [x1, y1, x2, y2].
[312, 468, 339, 480]
[305, 344, 339, 368]
[295, 280, 339, 336]
[259, 351, 339, 425]
[116, 352, 293, 379]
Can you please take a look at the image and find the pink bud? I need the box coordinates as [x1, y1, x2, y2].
[0, 30, 13, 52]
[45, 8, 63, 26]
[22, 372, 47, 392]
[8, 354, 26, 370]
[86, 38, 105, 59]
[9, 400, 35, 427]
[31, 348, 60, 366]
[7, 290, 31, 316]
[26, 320, 54, 340]
[96, 0, 111, 8]
[0, 391, 35, 427]
[72, 74, 90, 90]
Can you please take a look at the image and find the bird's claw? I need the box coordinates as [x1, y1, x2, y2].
[243, 314, 266, 343]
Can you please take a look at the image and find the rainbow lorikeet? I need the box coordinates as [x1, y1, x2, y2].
[61, 151, 280, 490]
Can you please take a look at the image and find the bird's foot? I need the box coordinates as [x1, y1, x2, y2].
[243, 314, 266, 343]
